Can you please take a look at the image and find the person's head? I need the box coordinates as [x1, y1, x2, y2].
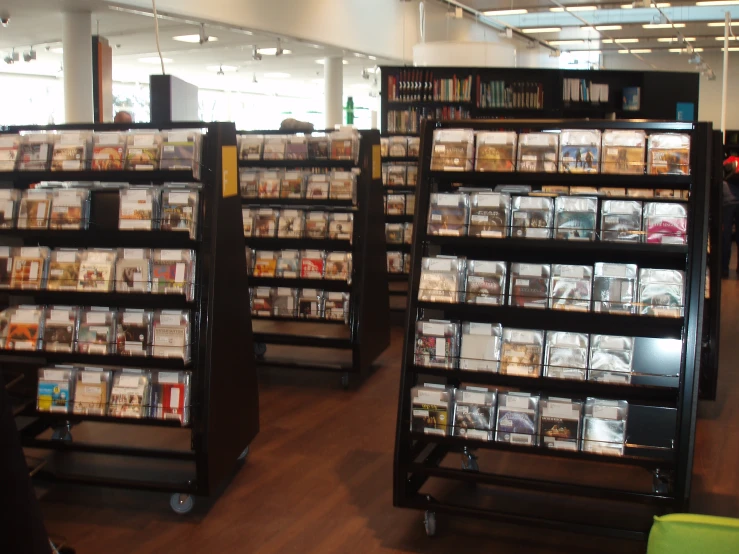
[114, 110, 133, 124]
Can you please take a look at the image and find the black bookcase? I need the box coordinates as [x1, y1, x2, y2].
[239, 129, 390, 387]
[393, 119, 710, 540]
[0, 122, 258, 513]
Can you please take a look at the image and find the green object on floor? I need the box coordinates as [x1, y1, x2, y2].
[647, 514, 739, 554]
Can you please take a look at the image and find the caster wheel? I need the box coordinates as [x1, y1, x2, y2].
[51, 428, 72, 442]
[170, 493, 194, 515]
[340, 373, 350, 390]
[238, 445, 250, 462]
[424, 511, 437, 537]
[254, 342, 267, 360]
[461, 453, 479, 472]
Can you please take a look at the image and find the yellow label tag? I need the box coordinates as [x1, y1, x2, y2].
[221, 145, 238, 198]
[372, 144, 381, 180]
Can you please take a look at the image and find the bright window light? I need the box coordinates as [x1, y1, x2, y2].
[173, 35, 218, 43]
[258, 48, 292, 55]
[696, 1, 739, 6]
[482, 9, 528, 15]
[643, 23, 686, 28]
[715, 36, 739, 40]
[619, 49, 652, 53]
[550, 5, 598, 11]
[522, 27, 562, 34]
[602, 38, 639, 43]
[669, 47, 704, 52]
[707, 21, 739, 26]
[594, 25, 623, 31]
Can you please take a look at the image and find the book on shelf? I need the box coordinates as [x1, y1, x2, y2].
[476, 78, 544, 109]
[623, 87, 641, 112]
[563, 78, 609, 104]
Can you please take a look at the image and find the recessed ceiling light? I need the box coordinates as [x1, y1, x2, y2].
[595, 25, 622, 31]
[482, 9, 528, 15]
[368, 55, 377, 60]
[207, 64, 237, 72]
[697, 1, 739, 5]
[602, 38, 639, 43]
[657, 37, 696, 42]
[715, 36, 739, 40]
[723, 47, 739, 50]
[353, 53, 366, 58]
[548, 40, 586, 45]
[707, 21, 739, 26]
[264, 72, 290, 78]
[50, 47, 63, 54]
[643, 23, 686, 28]
[173, 35, 218, 43]
[258, 47, 292, 55]
[621, 2, 670, 6]
[669, 47, 704, 52]
[522, 27, 562, 34]
[550, 5, 597, 11]
[139, 56, 173, 64]
[315, 59, 349, 65]
[619, 49, 652, 53]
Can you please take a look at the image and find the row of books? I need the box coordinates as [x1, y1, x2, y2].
[387, 107, 472, 134]
[477, 79, 545, 109]
[387, 71, 472, 103]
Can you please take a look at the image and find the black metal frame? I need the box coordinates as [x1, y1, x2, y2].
[0, 121, 259, 500]
[238, 129, 390, 383]
[393, 118, 711, 540]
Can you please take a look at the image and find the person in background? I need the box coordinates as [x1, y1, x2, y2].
[721, 156, 739, 278]
[114, 110, 133, 124]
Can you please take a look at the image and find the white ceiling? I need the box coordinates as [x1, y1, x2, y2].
[0, 0, 394, 97]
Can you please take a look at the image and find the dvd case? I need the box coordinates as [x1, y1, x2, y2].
[263, 136, 287, 160]
[116, 309, 152, 356]
[329, 171, 356, 202]
[593, 262, 637, 314]
[92, 132, 126, 170]
[18, 133, 52, 171]
[411, 383, 454, 435]
[0, 134, 20, 171]
[496, 392, 540, 446]
[281, 171, 305, 198]
[418, 256, 466, 304]
[37, 367, 74, 413]
[258, 170, 281, 199]
[589, 335, 634, 384]
[508, 263, 550, 309]
[329, 128, 359, 161]
[160, 129, 201, 171]
[465, 260, 506, 306]
[550, 264, 593, 312]
[387, 251, 403, 274]
[17, 189, 52, 229]
[388, 136, 408, 157]
[5, 306, 43, 351]
[601, 130, 646, 175]
[454, 386, 497, 441]
[119, 187, 158, 230]
[386, 223, 404, 244]
[151, 249, 196, 300]
[554, 196, 597, 241]
[582, 398, 628, 456]
[252, 287, 273, 316]
[42, 306, 78, 353]
[380, 138, 389, 158]
[638, 268, 685, 317]
[298, 288, 324, 319]
[427, 193, 469, 237]
[328, 213, 353, 241]
[325, 291, 350, 322]
[116, 248, 152, 293]
[648, 133, 690, 175]
[253, 251, 278, 277]
[0, 246, 13, 288]
[273, 287, 298, 317]
[387, 165, 407, 186]
[600, 200, 643, 242]
[125, 132, 161, 170]
[307, 136, 329, 160]
[408, 137, 421, 157]
[559, 129, 601, 173]
[240, 169, 259, 199]
[51, 131, 90, 171]
[72, 368, 112, 416]
[76, 308, 116, 355]
[242, 208, 255, 237]
[406, 165, 418, 187]
[540, 397, 582, 451]
[386, 194, 406, 216]
[276, 250, 300, 278]
[254, 208, 278, 238]
[108, 370, 152, 419]
[325, 252, 352, 281]
[305, 211, 328, 239]
[161, 187, 199, 239]
[544, 332, 589, 381]
[10, 246, 50, 290]
[475, 131, 517, 172]
[150, 371, 191, 424]
[49, 188, 90, 230]
[77, 249, 116, 292]
[500, 328, 544, 377]
[469, 192, 510, 238]
[414, 320, 459, 369]
[306, 174, 329, 200]
[459, 322, 502, 372]
[511, 196, 553, 239]
[239, 135, 264, 161]
[300, 250, 326, 278]
[278, 209, 305, 239]
[152, 310, 190, 361]
[643, 202, 688, 244]
[431, 129, 475, 171]
[0, 189, 19, 228]
[517, 132, 559, 173]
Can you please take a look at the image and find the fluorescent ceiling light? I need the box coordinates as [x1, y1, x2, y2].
[315, 59, 349, 65]
[715, 36, 739, 39]
[643, 23, 686, 28]
[657, 37, 696, 42]
[482, 9, 528, 15]
[173, 35, 218, 43]
[595, 25, 622, 31]
[723, 47, 739, 50]
[353, 53, 366, 58]
[602, 38, 639, 43]
[264, 72, 290, 78]
[696, 1, 739, 5]
[258, 47, 292, 55]
[707, 21, 739, 26]
[548, 40, 586, 45]
[550, 5, 597, 11]
[619, 49, 652, 53]
[50, 47, 63, 54]
[621, 2, 670, 6]
[522, 27, 562, 34]
[139, 56, 173, 64]
[368, 55, 377, 60]
[669, 47, 704, 52]
[207, 65, 237, 72]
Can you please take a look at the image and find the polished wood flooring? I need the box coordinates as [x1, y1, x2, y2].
[36, 280, 739, 553]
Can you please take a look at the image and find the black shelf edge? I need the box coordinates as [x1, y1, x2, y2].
[382, 156, 419, 163]
[385, 215, 414, 224]
[383, 186, 417, 194]
[29, 468, 198, 494]
[388, 273, 410, 282]
[245, 237, 352, 250]
[0, 170, 199, 184]
[23, 410, 189, 429]
[255, 358, 354, 373]
[252, 315, 348, 325]
[241, 198, 355, 208]
[416, 301, 684, 339]
[386, 243, 412, 252]
[414, 366, 678, 406]
[429, 171, 693, 189]
[0, 229, 197, 249]
[407, 432, 675, 469]
[0, 351, 189, 370]
[383, 132, 420, 137]
[387, 100, 473, 107]
[253, 333, 353, 349]
[21, 438, 195, 460]
[238, 159, 356, 169]
[0, 290, 194, 310]
[248, 277, 351, 292]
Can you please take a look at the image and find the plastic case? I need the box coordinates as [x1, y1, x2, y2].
[10, 246, 50, 290]
[0, 189, 20, 228]
[258, 170, 281, 199]
[380, 137, 389, 158]
[252, 287, 273, 316]
[239, 134, 264, 160]
[427, 193, 469, 237]
[475, 131, 517, 172]
[285, 136, 309, 161]
[276, 250, 300, 278]
[281, 171, 306, 198]
[643, 202, 688, 244]
[468, 192, 510, 238]
[306, 174, 329, 200]
[540, 397, 583, 451]
[600, 200, 643, 242]
[465, 260, 506, 306]
[601, 130, 646, 175]
[511, 196, 553, 239]
[273, 287, 298, 317]
[37, 367, 75, 413]
[91, 132, 125, 170]
[589, 335, 634, 384]
[253, 250, 277, 278]
[50, 188, 90, 230]
[254, 208, 278, 238]
[411, 384, 454, 436]
[593, 263, 637, 314]
[307, 136, 329, 160]
[388, 136, 408, 157]
[544, 332, 589, 381]
[559, 129, 601, 174]
[648, 133, 690, 175]
[18, 132, 53, 171]
[150, 371, 191, 424]
[408, 137, 421, 157]
[4, 306, 44, 351]
[454, 386, 497, 441]
[240, 168, 259, 199]
[116, 309, 152, 356]
[414, 320, 460, 369]
[582, 398, 628, 456]
[554, 196, 597, 241]
[496, 392, 540, 446]
[387, 252, 404, 274]
[387, 165, 407, 186]
[116, 248, 152, 293]
[406, 165, 418, 187]
[151, 249, 196, 300]
[305, 211, 328, 239]
[386, 223, 404, 244]
[386, 194, 406, 215]
[125, 132, 162, 170]
[500, 328, 544, 377]
[43, 306, 78, 353]
[18, 189, 52, 229]
[517, 132, 559, 173]
[325, 291, 350, 322]
[263, 135, 288, 160]
[418, 256, 466, 304]
[325, 252, 352, 281]
[76, 307, 116, 354]
[459, 322, 502, 372]
[161, 186, 199, 239]
[152, 310, 190, 361]
[72, 368, 112, 416]
[328, 213, 353, 241]
[638, 268, 685, 318]
[300, 250, 326, 278]
[160, 129, 201, 171]
[329, 128, 360, 161]
[0, 134, 21, 171]
[404, 223, 413, 244]
[0, 247, 13, 288]
[119, 187, 159, 230]
[298, 288, 324, 319]
[508, 263, 550, 309]
[431, 128, 475, 171]
[77, 249, 117, 292]
[242, 208, 255, 237]
[329, 171, 356, 202]
[406, 194, 416, 215]
[108, 370, 152, 419]
[278, 209, 305, 239]
[550, 264, 593, 312]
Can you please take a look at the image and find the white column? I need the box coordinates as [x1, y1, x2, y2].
[324, 56, 343, 128]
[371, 109, 378, 130]
[62, 11, 94, 123]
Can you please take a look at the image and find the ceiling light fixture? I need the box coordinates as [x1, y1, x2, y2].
[707, 21, 739, 26]
[257, 47, 292, 55]
[50, 47, 63, 54]
[619, 49, 652, 53]
[715, 36, 739, 40]
[696, 1, 739, 5]
[23, 48, 36, 62]
[522, 27, 562, 34]
[139, 56, 173, 64]
[643, 23, 686, 28]
[550, 6, 598, 12]
[669, 47, 704, 52]
[723, 46, 739, 50]
[657, 37, 696, 42]
[595, 25, 623, 31]
[368, 55, 377, 60]
[482, 9, 528, 15]
[602, 38, 639, 43]
[621, 2, 670, 6]
[173, 34, 218, 43]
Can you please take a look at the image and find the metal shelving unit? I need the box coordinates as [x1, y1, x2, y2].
[393, 119, 711, 541]
[0, 121, 259, 513]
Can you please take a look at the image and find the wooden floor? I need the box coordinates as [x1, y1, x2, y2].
[37, 279, 739, 553]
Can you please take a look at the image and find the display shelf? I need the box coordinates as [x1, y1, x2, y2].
[241, 198, 355, 208]
[238, 159, 355, 170]
[388, 274, 410, 282]
[383, 186, 417, 194]
[239, 129, 390, 385]
[382, 156, 419, 163]
[394, 119, 711, 541]
[1, 122, 259, 511]
[386, 243, 412, 253]
[385, 215, 414, 224]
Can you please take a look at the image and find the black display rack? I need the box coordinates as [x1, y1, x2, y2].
[393, 119, 711, 540]
[0, 122, 259, 513]
[238, 129, 390, 387]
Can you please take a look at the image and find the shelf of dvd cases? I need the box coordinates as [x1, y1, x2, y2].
[393, 119, 710, 540]
[0, 122, 259, 508]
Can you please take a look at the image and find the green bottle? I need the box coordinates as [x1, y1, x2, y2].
[346, 96, 354, 125]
